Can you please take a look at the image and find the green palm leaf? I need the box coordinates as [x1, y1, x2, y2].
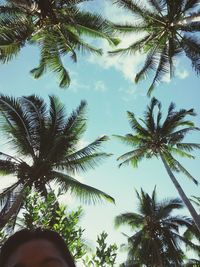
[115, 98, 200, 231]
[52, 171, 114, 204]
[0, 95, 113, 229]
[0, 0, 118, 88]
[110, 0, 200, 94]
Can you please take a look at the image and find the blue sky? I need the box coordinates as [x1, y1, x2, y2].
[0, 0, 200, 265]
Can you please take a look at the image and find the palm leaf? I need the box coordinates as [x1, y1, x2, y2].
[109, 34, 153, 56]
[115, 212, 143, 229]
[0, 95, 36, 158]
[147, 45, 170, 96]
[171, 156, 198, 185]
[135, 47, 158, 84]
[52, 171, 115, 204]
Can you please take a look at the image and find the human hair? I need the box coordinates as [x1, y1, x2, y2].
[0, 228, 76, 267]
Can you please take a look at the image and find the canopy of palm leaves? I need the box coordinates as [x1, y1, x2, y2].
[0, 94, 114, 229]
[110, 0, 200, 95]
[115, 188, 194, 267]
[0, 0, 119, 88]
[115, 97, 200, 184]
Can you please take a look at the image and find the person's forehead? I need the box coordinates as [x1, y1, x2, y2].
[5, 239, 68, 267]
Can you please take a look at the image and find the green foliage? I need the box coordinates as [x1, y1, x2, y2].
[83, 231, 118, 267]
[116, 97, 200, 183]
[115, 97, 200, 231]
[0, 94, 114, 229]
[110, 0, 200, 95]
[0, 0, 118, 87]
[0, 229, 7, 247]
[17, 189, 87, 260]
[116, 188, 194, 267]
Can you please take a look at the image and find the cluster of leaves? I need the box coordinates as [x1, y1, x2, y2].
[116, 188, 200, 267]
[17, 189, 87, 260]
[0, 0, 119, 87]
[0, 190, 118, 266]
[83, 231, 118, 267]
[0, 94, 114, 229]
[110, 0, 200, 95]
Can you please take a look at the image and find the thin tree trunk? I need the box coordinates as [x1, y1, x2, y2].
[160, 154, 200, 233]
[154, 241, 164, 267]
[172, 15, 200, 26]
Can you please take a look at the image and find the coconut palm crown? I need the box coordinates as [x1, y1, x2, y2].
[110, 0, 200, 95]
[115, 97, 200, 231]
[0, 0, 119, 88]
[0, 94, 114, 229]
[115, 188, 194, 267]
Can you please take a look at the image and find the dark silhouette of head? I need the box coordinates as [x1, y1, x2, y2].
[0, 228, 76, 267]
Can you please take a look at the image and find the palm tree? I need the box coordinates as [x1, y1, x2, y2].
[109, 0, 200, 95]
[115, 188, 193, 267]
[183, 196, 200, 257]
[0, 0, 119, 88]
[115, 97, 200, 232]
[0, 94, 114, 229]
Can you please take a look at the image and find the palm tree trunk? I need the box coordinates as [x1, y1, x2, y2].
[160, 154, 200, 233]
[154, 242, 164, 267]
[173, 15, 200, 26]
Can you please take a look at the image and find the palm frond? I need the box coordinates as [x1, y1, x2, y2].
[113, 0, 155, 19]
[147, 45, 170, 96]
[64, 100, 87, 139]
[57, 152, 111, 174]
[109, 34, 152, 56]
[0, 12, 33, 62]
[0, 183, 24, 229]
[0, 95, 36, 158]
[0, 159, 17, 175]
[179, 22, 200, 32]
[146, 0, 165, 14]
[115, 212, 143, 229]
[113, 134, 144, 147]
[169, 147, 195, 159]
[181, 34, 200, 75]
[171, 156, 198, 185]
[145, 97, 159, 133]
[112, 22, 147, 34]
[169, 127, 199, 145]
[52, 171, 115, 204]
[135, 48, 158, 84]
[182, 0, 200, 12]
[127, 111, 150, 136]
[65, 135, 110, 161]
[118, 147, 147, 168]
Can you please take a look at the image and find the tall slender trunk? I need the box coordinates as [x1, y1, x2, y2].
[172, 15, 200, 26]
[160, 154, 200, 233]
[154, 241, 164, 267]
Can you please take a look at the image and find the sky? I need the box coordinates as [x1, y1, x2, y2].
[0, 0, 200, 265]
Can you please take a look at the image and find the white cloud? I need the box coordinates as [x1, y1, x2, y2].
[0, 175, 17, 190]
[69, 72, 90, 92]
[76, 138, 89, 150]
[119, 86, 145, 102]
[95, 80, 107, 92]
[88, 41, 145, 83]
[176, 69, 189, 79]
[87, 2, 146, 84]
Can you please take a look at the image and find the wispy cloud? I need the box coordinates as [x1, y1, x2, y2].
[86, 1, 145, 83]
[87, 1, 190, 88]
[95, 80, 107, 92]
[69, 71, 90, 92]
[176, 69, 189, 79]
